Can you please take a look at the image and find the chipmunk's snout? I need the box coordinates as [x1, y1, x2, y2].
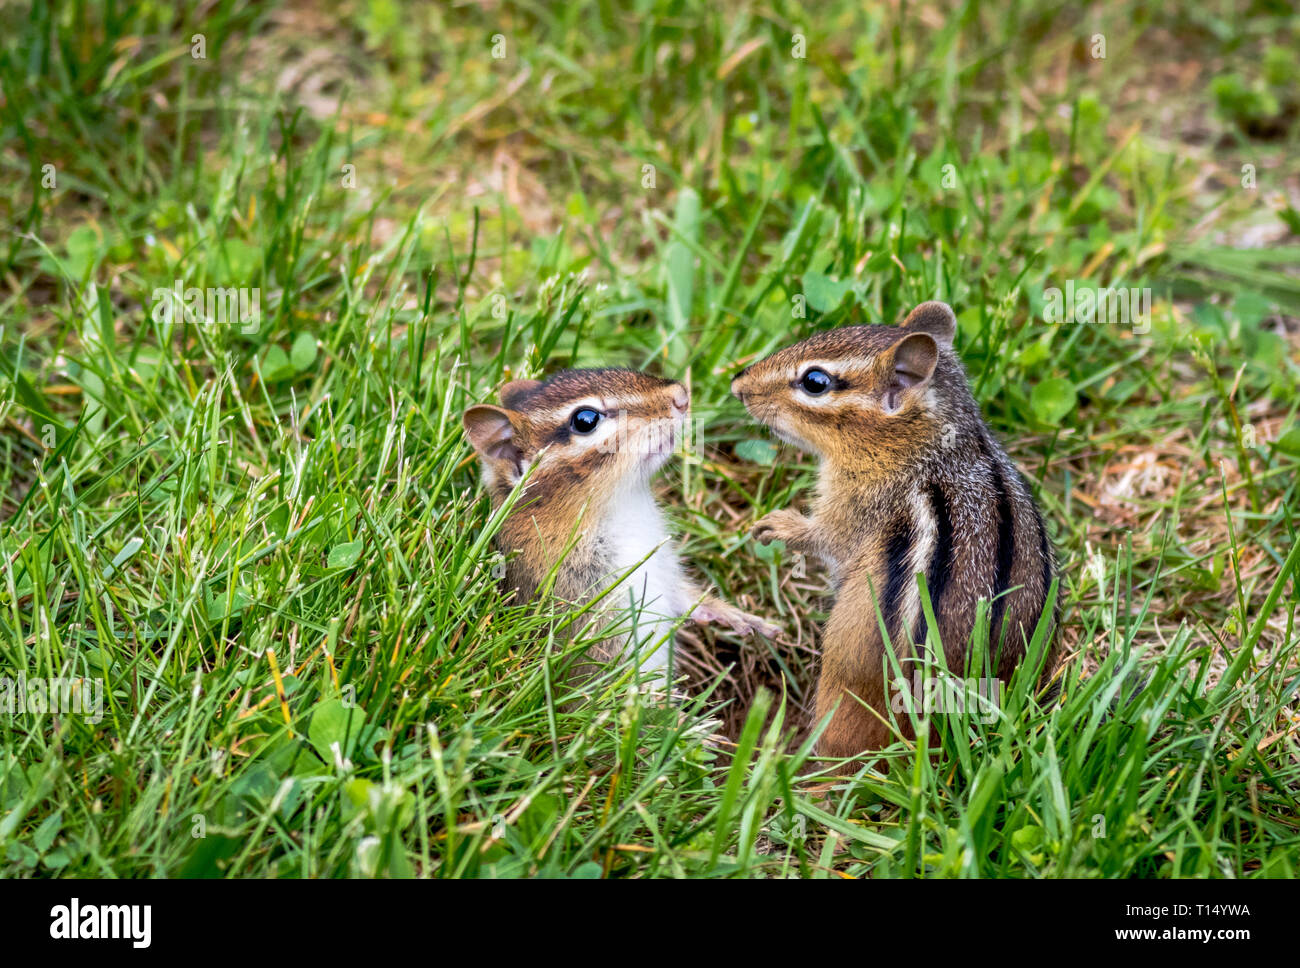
[730, 366, 751, 399]
[669, 384, 689, 415]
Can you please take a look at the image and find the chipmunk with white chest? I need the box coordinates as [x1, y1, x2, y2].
[731, 301, 1060, 756]
[463, 368, 777, 678]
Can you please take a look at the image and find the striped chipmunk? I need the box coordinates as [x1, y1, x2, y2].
[730, 301, 1060, 756]
[463, 368, 779, 679]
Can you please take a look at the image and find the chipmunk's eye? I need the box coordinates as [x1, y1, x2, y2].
[569, 408, 602, 434]
[800, 368, 833, 395]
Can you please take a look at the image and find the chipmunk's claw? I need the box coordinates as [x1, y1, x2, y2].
[744, 615, 783, 639]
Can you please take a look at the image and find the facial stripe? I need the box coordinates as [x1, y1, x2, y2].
[792, 396, 861, 415]
[527, 396, 606, 425]
[540, 415, 617, 455]
[790, 371, 852, 392]
[795, 389, 878, 408]
[782, 359, 849, 382]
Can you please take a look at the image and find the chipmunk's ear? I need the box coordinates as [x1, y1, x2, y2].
[900, 301, 956, 346]
[499, 380, 543, 410]
[463, 405, 524, 479]
[881, 332, 939, 413]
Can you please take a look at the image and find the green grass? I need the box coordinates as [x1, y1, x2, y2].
[1, 0, 1298, 877]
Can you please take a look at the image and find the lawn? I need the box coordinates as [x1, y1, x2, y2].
[1, 0, 1298, 878]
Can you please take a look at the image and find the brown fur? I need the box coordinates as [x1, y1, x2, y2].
[732, 302, 1060, 756]
[463, 368, 776, 680]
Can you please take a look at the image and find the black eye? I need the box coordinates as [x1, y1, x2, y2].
[569, 408, 602, 434]
[800, 368, 833, 395]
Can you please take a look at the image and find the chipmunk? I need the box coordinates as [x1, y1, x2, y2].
[731, 301, 1060, 756]
[463, 368, 778, 679]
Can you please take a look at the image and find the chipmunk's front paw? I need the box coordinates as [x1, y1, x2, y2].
[751, 509, 810, 546]
[691, 602, 781, 639]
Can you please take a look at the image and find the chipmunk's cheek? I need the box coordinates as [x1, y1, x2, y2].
[586, 418, 620, 456]
[738, 391, 769, 422]
[769, 418, 814, 453]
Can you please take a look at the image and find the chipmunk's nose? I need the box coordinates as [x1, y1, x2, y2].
[670, 384, 689, 414]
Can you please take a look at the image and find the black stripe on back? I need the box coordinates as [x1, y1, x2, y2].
[882, 511, 915, 646]
[913, 481, 954, 650]
[1032, 499, 1056, 627]
[989, 462, 1016, 646]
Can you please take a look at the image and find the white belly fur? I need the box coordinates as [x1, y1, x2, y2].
[602, 487, 689, 673]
